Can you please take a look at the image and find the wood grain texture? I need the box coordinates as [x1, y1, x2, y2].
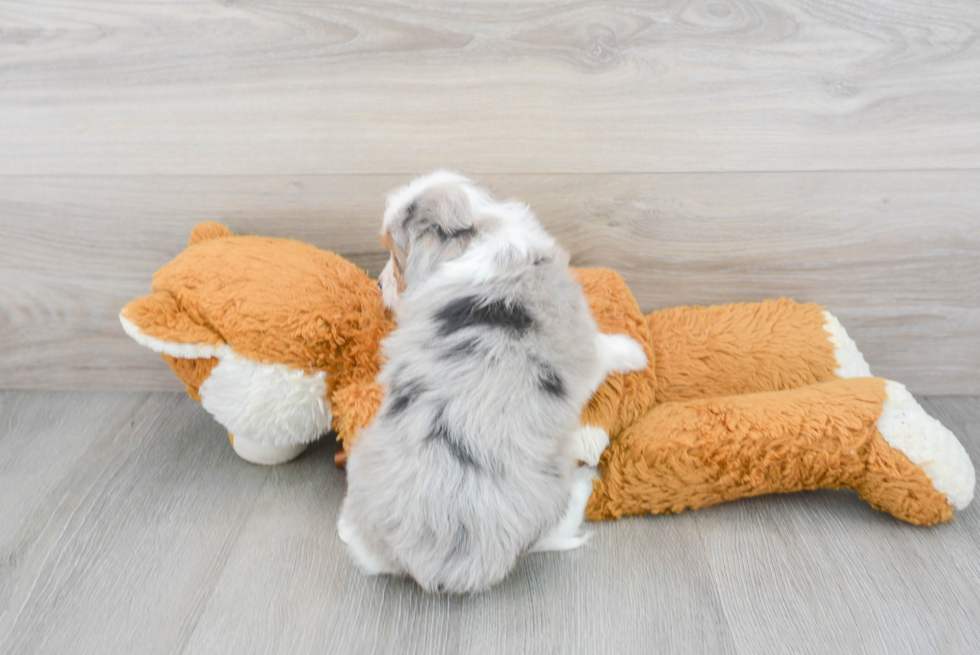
[0, 391, 150, 623]
[0, 391, 272, 655]
[1, 172, 977, 393]
[1, 391, 978, 654]
[696, 395, 980, 654]
[180, 452, 737, 655]
[0, 0, 979, 175]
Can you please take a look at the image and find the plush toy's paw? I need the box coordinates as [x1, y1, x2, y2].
[822, 310, 872, 378]
[530, 466, 596, 553]
[877, 381, 975, 510]
[229, 433, 308, 466]
[596, 333, 649, 375]
[570, 424, 610, 467]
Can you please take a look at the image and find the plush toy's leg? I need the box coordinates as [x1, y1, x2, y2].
[197, 354, 331, 465]
[648, 299, 871, 403]
[228, 432, 308, 466]
[587, 378, 974, 526]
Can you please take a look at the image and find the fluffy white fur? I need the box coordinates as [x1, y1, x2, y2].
[878, 380, 975, 510]
[569, 424, 611, 467]
[337, 511, 398, 575]
[528, 466, 598, 553]
[594, 333, 649, 388]
[199, 353, 331, 449]
[339, 171, 646, 594]
[821, 310, 872, 379]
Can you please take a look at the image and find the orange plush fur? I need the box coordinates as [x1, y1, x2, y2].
[121, 223, 970, 526]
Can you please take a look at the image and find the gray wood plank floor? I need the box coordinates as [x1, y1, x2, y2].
[2, 391, 979, 655]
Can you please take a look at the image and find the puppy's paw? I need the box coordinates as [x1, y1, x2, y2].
[570, 424, 610, 467]
[337, 510, 397, 576]
[530, 467, 597, 553]
[597, 333, 649, 374]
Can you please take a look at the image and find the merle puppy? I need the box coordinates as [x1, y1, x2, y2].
[337, 171, 647, 593]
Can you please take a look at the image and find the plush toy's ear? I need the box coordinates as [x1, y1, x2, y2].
[119, 291, 225, 358]
[188, 222, 233, 246]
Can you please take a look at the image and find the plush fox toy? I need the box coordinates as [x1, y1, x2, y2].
[120, 223, 975, 526]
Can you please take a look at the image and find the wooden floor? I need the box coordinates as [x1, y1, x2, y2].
[1, 391, 978, 655]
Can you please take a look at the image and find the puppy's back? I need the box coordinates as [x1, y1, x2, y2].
[346, 255, 599, 593]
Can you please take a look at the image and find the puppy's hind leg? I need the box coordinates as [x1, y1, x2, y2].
[337, 507, 399, 576]
[529, 467, 597, 553]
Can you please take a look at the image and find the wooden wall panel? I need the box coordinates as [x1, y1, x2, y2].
[1, 172, 976, 393]
[1, 0, 979, 175]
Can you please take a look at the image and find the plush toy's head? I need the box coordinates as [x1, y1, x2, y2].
[120, 222, 394, 463]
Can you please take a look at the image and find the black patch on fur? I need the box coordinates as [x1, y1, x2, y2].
[404, 201, 418, 223]
[385, 379, 425, 417]
[432, 224, 477, 242]
[403, 199, 474, 242]
[543, 462, 562, 479]
[450, 524, 469, 561]
[436, 296, 533, 337]
[437, 336, 481, 361]
[537, 362, 565, 398]
[426, 410, 480, 470]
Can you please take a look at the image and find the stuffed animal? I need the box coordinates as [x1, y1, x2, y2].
[120, 222, 975, 526]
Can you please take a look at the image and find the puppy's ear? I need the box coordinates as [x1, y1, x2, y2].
[405, 183, 481, 244]
[397, 183, 489, 288]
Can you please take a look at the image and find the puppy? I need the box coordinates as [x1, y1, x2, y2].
[337, 171, 647, 593]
